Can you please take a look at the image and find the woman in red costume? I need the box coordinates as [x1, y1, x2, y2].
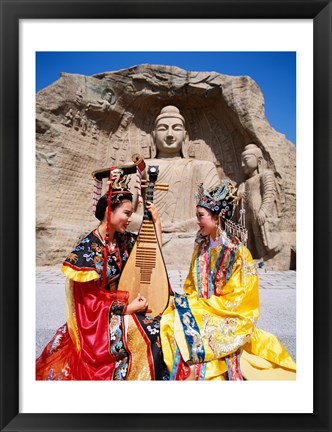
[36, 168, 169, 381]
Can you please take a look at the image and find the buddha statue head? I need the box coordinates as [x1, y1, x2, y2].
[241, 144, 267, 177]
[151, 105, 189, 158]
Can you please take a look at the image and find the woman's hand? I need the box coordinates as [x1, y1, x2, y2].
[146, 201, 162, 246]
[125, 293, 148, 315]
[146, 201, 160, 225]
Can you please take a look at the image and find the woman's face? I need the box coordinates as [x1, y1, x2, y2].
[110, 200, 133, 233]
[196, 206, 218, 237]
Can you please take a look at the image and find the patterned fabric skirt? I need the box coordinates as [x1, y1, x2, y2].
[36, 315, 169, 381]
[36, 280, 169, 381]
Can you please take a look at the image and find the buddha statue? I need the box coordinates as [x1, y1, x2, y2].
[238, 144, 285, 260]
[147, 105, 220, 233]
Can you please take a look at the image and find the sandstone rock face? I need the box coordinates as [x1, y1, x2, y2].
[36, 64, 296, 270]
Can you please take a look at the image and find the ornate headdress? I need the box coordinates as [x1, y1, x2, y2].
[195, 180, 248, 245]
[195, 180, 238, 220]
[92, 154, 145, 212]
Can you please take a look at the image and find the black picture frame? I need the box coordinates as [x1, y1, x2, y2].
[1, 1, 331, 431]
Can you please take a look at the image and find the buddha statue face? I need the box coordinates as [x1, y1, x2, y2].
[241, 152, 258, 176]
[241, 144, 264, 177]
[153, 117, 186, 156]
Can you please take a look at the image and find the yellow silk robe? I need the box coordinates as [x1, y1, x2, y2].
[160, 235, 296, 380]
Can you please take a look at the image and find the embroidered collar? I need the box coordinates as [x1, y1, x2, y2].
[196, 233, 240, 299]
[209, 231, 228, 248]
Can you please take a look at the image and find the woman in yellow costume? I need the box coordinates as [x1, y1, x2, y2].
[160, 181, 296, 380]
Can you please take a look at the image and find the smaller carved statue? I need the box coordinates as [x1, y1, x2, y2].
[62, 109, 74, 127]
[73, 110, 82, 130]
[238, 144, 285, 261]
[75, 87, 83, 104]
[91, 123, 99, 140]
[80, 114, 88, 135]
[86, 99, 111, 113]
[86, 90, 115, 113]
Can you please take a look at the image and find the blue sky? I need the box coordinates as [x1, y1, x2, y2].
[36, 51, 296, 144]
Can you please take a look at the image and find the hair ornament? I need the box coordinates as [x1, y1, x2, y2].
[195, 180, 239, 220]
[91, 154, 145, 213]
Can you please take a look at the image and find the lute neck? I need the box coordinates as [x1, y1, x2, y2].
[144, 165, 159, 220]
[144, 182, 155, 220]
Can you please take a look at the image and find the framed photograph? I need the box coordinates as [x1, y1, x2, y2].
[1, 1, 331, 431]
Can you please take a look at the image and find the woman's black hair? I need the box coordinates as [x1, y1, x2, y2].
[95, 192, 133, 222]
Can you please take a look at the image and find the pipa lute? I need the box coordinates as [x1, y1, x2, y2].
[118, 165, 170, 317]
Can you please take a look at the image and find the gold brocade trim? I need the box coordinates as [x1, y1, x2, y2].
[243, 259, 258, 277]
[173, 309, 191, 363]
[65, 279, 81, 352]
[61, 265, 99, 282]
[126, 316, 151, 380]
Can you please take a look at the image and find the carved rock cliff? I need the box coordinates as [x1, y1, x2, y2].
[36, 64, 296, 270]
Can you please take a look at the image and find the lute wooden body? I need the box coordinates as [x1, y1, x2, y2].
[118, 166, 170, 317]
